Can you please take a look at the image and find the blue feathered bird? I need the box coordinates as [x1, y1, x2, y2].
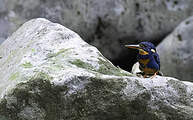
[125, 41, 162, 78]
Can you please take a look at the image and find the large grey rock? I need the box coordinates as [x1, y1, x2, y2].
[157, 16, 193, 81]
[1, 0, 193, 61]
[0, 18, 193, 120]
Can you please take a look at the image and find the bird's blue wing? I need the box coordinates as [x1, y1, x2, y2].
[153, 53, 160, 70]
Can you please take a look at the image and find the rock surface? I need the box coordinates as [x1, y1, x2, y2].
[1, 0, 193, 61]
[0, 18, 193, 120]
[157, 16, 193, 82]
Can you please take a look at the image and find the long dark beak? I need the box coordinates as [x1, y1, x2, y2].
[125, 45, 141, 50]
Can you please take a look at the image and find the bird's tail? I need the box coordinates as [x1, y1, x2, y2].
[157, 71, 163, 76]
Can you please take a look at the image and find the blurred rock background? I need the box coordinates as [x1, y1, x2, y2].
[0, 0, 193, 81]
[157, 16, 193, 81]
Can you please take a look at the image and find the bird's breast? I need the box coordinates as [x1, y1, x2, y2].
[142, 67, 157, 74]
[139, 59, 157, 74]
[139, 59, 150, 66]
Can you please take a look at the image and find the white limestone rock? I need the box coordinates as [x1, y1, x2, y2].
[157, 16, 193, 81]
[1, 0, 193, 60]
[0, 18, 193, 120]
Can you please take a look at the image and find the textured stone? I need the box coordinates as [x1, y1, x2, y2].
[0, 18, 193, 120]
[1, 0, 193, 61]
[157, 16, 193, 82]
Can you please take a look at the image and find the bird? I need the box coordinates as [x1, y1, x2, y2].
[125, 41, 162, 78]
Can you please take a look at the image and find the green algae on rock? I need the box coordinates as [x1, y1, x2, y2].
[0, 18, 193, 120]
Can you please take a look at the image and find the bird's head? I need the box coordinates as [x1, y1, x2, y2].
[125, 41, 156, 55]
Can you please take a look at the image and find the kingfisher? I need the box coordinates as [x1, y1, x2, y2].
[125, 41, 162, 78]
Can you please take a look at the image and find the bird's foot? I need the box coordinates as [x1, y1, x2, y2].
[150, 72, 158, 79]
[143, 74, 149, 78]
[136, 72, 144, 78]
[136, 72, 159, 78]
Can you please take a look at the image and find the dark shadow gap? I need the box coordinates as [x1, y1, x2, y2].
[111, 32, 171, 72]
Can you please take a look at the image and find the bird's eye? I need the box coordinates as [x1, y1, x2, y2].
[143, 44, 147, 47]
[140, 44, 146, 48]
